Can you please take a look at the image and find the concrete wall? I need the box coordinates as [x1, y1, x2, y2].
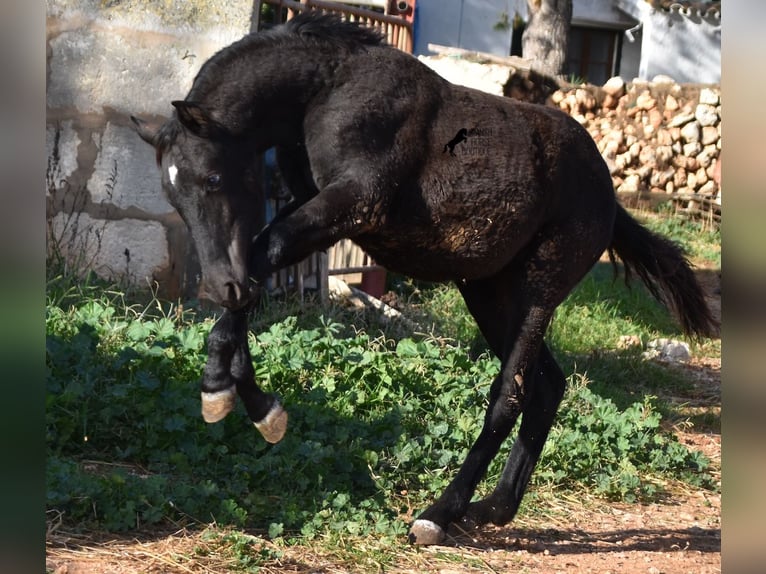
[46, 0, 255, 298]
[414, 0, 515, 56]
[639, 5, 721, 83]
[617, 0, 721, 83]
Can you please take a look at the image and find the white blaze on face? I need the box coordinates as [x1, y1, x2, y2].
[167, 163, 178, 188]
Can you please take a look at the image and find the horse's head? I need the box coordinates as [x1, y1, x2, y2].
[132, 102, 264, 310]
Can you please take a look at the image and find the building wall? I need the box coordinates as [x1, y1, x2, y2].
[414, 0, 515, 56]
[46, 0, 256, 298]
[616, 0, 721, 83]
[639, 5, 721, 83]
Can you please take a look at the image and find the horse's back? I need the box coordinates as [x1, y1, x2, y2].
[308, 46, 616, 280]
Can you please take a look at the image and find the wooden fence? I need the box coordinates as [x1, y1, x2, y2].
[255, 0, 414, 53]
[256, 0, 412, 299]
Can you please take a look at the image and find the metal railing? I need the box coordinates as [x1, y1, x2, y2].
[255, 0, 414, 53]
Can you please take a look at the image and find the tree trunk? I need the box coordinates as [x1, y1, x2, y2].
[522, 0, 572, 78]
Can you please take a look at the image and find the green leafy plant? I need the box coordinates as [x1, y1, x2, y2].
[46, 207, 718, 550]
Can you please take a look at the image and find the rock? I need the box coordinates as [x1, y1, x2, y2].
[680, 121, 701, 143]
[655, 145, 674, 167]
[696, 147, 714, 168]
[639, 145, 656, 165]
[699, 87, 720, 106]
[650, 166, 675, 188]
[652, 74, 676, 84]
[664, 94, 680, 111]
[683, 141, 702, 158]
[575, 88, 596, 111]
[701, 125, 719, 146]
[328, 276, 353, 298]
[603, 76, 626, 97]
[615, 152, 632, 170]
[636, 90, 657, 110]
[643, 338, 691, 362]
[665, 180, 675, 194]
[668, 113, 696, 128]
[656, 128, 673, 146]
[603, 93, 619, 109]
[602, 139, 620, 160]
[699, 180, 718, 195]
[618, 173, 641, 193]
[648, 108, 663, 130]
[695, 103, 719, 126]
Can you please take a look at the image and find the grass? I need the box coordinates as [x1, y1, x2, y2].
[45, 207, 720, 571]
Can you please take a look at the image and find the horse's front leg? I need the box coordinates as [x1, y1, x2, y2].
[201, 307, 287, 443]
[249, 181, 369, 276]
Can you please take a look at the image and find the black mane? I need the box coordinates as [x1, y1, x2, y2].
[156, 12, 387, 163]
[281, 11, 386, 49]
[153, 118, 182, 165]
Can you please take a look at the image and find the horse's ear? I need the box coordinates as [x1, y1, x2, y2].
[172, 100, 223, 138]
[131, 115, 159, 146]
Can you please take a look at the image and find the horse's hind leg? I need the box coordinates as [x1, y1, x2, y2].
[462, 342, 566, 528]
[409, 221, 607, 545]
[409, 265, 555, 545]
[202, 309, 287, 443]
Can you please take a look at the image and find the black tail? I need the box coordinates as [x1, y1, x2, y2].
[608, 204, 719, 338]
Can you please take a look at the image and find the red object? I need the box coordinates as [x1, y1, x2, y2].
[360, 268, 387, 299]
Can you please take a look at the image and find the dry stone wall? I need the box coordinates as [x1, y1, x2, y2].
[552, 78, 721, 204]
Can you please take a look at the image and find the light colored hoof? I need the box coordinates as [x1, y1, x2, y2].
[409, 519, 446, 545]
[201, 387, 237, 423]
[254, 401, 288, 444]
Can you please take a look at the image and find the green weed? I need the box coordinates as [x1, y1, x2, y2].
[46, 207, 719, 551]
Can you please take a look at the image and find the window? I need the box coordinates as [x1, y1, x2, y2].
[566, 26, 619, 85]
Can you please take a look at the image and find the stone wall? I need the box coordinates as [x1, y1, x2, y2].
[552, 78, 721, 203]
[46, 0, 255, 298]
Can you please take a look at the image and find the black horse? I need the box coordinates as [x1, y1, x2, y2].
[133, 13, 717, 545]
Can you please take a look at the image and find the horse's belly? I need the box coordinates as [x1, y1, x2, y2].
[354, 223, 523, 282]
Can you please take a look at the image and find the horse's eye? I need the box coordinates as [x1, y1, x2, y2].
[205, 172, 222, 191]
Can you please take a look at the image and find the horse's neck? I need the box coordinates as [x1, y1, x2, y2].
[197, 43, 328, 145]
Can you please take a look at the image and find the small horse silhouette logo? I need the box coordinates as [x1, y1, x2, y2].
[443, 128, 468, 156]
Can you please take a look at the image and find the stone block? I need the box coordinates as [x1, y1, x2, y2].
[47, 0, 252, 116]
[680, 121, 700, 143]
[699, 87, 720, 106]
[88, 122, 174, 214]
[49, 211, 169, 285]
[695, 103, 719, 127]
[46, 121, 80, 190]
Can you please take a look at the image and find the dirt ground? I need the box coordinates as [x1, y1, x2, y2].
[46, 466, 721, 574]
[46, 270, 721, 574]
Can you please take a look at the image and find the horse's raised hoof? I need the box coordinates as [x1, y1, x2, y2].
[254, 401, 288, 444]
[201, 386, 237, 423]
[408, 519, 446, 545]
